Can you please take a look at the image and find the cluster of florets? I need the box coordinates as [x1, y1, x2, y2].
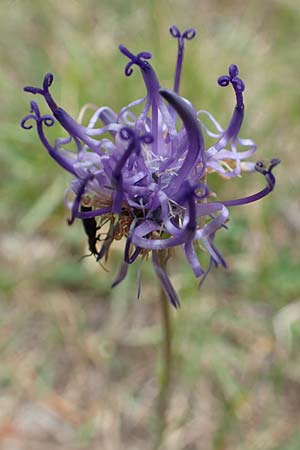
[21, 26, 279, 307]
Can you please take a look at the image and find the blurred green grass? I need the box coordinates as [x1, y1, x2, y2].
[1, 0, 300, 449]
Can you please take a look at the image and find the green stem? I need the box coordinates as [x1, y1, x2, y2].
[152, 282, 173, 450]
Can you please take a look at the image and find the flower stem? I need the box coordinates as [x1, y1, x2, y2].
[152, 282, 173, 450]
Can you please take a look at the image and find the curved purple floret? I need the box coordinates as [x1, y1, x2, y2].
[24, 72, 54, 95]
[222, 159, 280, 206]
[112, 261, 129, 288]
[218, 64, 245, 108]
[21, 100, 54, 130]
[24, 74, 115, 155]
[119, 44, 163, 153]
[119, 45, 160, 101]
[178, 182, 197, 232]
[24, 73, 58, 112]
[68, 175, 94, 225]
[152, 250, 180, 308]
[111, 127, 153, 213]
[169, 25, 196, 93]
[21, 101, 77, 175]
[211, 64, 246, 155]
[159, 88, 206, 194]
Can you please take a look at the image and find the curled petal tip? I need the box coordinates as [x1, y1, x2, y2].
[141, 133, 153, 144]
[218, 75, 230, 87]
[229, 64, 239, 78]
[169, 25, 196, 40]
[20, 115, 33, 129]
[43, 73, 54, 90]
[24, 85, 40, 94]
[137, 51, 152, 60]
[182, 28, 196, 40]
[218, 64, 245, 107]
[119, 45, 152, 76]
[255, 158, 280, 174]
[118, 44, 127, 54]
[24, 73, 54, 95]
[30, 100, 40, 115]
[270, 158, 281, 168]
[120, 127, 134, 140]
[233, 78, 245, 92]
[169, 25, 180, 38]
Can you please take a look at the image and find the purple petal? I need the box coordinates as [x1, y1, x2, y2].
[112, 261, 129, 288]
[152, 251, 180, 308]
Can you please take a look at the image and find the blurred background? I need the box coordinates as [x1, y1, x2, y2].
[0, 0, 300, 449]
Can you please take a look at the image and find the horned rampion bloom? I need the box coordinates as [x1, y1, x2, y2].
[21, 26, 279, 308]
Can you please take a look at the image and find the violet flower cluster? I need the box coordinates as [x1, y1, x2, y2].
[21, 26, 279, 307]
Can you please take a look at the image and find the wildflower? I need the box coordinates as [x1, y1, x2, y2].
[21, 26, 279, 308]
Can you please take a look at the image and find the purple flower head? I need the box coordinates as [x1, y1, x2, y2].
[21, 26, 280, 308]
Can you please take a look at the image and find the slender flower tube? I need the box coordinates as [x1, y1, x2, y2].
[21, 26, 279, 307]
